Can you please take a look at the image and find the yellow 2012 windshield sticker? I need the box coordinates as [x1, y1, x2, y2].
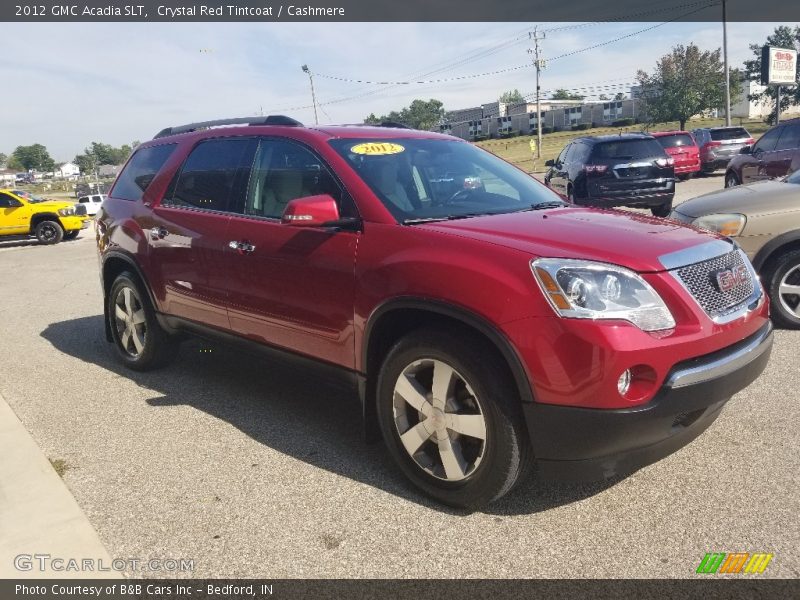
[350, 142, 405, 156]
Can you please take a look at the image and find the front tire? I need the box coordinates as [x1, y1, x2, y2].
[651, 201, 672, 217]
[35, 220, 64, 244]
[725, 171, 740, 188]
[376, 329, 532, 509]
[108, 272, 179, 370]
[764, 250, 800, 329]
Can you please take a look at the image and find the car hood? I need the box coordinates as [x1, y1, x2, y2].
[31, 200, 74, 210]
[419, 207, 725, 273]
[675, 180, 798, 218]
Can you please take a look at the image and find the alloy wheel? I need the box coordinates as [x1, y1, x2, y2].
[392, 358, 487, 481]
[40, 223, 58, 241]
[113, 286, 147, 357]
[778, 264, 800, 318]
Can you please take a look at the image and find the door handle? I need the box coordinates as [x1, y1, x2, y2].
[150, 226, 168, 240]
[228, 240, 256, 254]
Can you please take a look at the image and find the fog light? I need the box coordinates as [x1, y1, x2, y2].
[617, 369, 632, 396]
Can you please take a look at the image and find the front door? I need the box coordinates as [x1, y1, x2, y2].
[0, 192, 31, 236]
[741, 126, 783, 184]
[223, 137, 359, 369]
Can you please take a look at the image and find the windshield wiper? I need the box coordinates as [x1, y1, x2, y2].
[404, 211, 501, 225]
[403, 216, 451, 224]
[525, 201, 567, 211]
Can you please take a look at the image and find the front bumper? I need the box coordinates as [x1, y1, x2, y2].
[524, 321, 773, 480]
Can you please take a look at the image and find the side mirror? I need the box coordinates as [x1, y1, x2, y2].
[545, 159, 555, 167]
[740, 146, 752, 155]
[281, 194, 343, 228]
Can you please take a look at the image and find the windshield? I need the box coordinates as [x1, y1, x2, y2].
[328, 138, 563, 222]
[591, 139, 666, 160]
[655, 134, 695, 148]
[710, 127, 750, 141]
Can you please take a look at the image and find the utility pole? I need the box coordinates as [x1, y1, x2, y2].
[722, 0, 731, 126]
[301, 64, 319, 125]
[529, 28, 546, 159]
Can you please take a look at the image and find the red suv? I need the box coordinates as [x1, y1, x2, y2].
[96, 116, 773, 508]
[651, 130, 700, 179]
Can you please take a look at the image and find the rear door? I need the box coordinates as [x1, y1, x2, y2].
[148, 137, 256, 331]
[221, 137, 359, 368]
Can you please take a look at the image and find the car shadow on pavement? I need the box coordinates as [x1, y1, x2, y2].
[41, 315, 618, 516]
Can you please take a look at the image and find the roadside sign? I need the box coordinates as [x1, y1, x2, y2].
[761, 46, 798, 86]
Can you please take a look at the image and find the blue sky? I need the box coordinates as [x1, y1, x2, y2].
[0, 21, 791, 161]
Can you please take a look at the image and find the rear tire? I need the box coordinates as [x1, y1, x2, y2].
[376, 328, 532, 509]
[64, 231, 79, 240]
[107, 272, 179, 370]
[763, 250, 800, 330]
[35, 220, 64, 245]
[651, 202, 672, 218]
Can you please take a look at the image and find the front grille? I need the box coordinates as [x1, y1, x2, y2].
[74, 204, 88, 216]
[675, 250, 755, 318]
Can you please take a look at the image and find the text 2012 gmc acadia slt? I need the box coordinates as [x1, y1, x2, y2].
[96, 116, 773, 508]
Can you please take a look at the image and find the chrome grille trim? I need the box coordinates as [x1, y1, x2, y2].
[658, 239, 733, 270]
[667, 248, 762, 323]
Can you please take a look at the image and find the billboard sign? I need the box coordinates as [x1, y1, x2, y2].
[761, 46, 798, 86]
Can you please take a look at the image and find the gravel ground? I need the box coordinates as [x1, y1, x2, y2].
[0, 173, 797, 578]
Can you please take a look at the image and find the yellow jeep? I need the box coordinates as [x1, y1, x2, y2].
[0, 188, 90, 244]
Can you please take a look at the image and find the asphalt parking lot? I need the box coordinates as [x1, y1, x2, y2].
[0, 173, 798, 579]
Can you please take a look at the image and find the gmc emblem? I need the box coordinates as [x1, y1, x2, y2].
[714, 264, 749, 293]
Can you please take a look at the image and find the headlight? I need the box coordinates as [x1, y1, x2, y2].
[692, 213, 746, 237]
[531, 258, 676, 331]
[57, 207, 76, 217]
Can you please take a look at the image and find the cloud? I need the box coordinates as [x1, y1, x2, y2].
[0, 21, 793, 160]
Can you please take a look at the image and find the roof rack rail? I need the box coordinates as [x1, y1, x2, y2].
[153, 115, 303, 139]
[379, 121, 413, 129]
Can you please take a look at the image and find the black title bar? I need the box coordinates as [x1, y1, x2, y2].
[2, 0, 799, 22]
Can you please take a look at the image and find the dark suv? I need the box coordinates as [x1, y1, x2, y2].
[724, 119, 800, 187]
[691, 126, 754, 174]
[544, 133, 675, 216]
[96, 116, 771, 508]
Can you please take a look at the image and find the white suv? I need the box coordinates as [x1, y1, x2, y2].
[77, 194, 106, 216]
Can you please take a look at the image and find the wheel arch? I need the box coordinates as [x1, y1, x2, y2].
[30, 212, 62, 230]
[752, 231, 800, 272]
[360, 298, 536, 442]
[101, 251, 159, 342]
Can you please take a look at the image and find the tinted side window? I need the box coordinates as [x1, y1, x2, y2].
[775, 125, 800, 151]
[0, 193, 16, 208]
[571, 143, 590, 162]
[112, 144, 176, 201]
[243, 139, 349, 219]
[165, 138, 254, 212]
[557, 144, 572, 164]
[755, 127, 783, 153]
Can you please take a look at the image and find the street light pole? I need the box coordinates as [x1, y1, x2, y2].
[722, 0, 731, 126]
[301, 64, 319, 125]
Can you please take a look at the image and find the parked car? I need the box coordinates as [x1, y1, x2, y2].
[691, 126, 754, 174]
[96, 116, 772, 508]
[77, 193, 107, 216]
[0, 188, 90, 243]
[544, 133, 675, 216]
[671, 169, 800, 329]
[724, 118, 800, 188]
[651, 130, 700, 179]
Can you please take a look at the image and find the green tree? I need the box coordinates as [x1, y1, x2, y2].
[743, 25, 800, 123]
[614, 92, 626, 101]
[363, 98, 445, 130]
[10, 144, 55, 172]
[499, 89, 525, 104]
[74, 141, 133, 175]
[73, 152, 98, 176]
[551, 89, 585, 100]
[637, 43, 742, 130]
[0, 153, 7, 168]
